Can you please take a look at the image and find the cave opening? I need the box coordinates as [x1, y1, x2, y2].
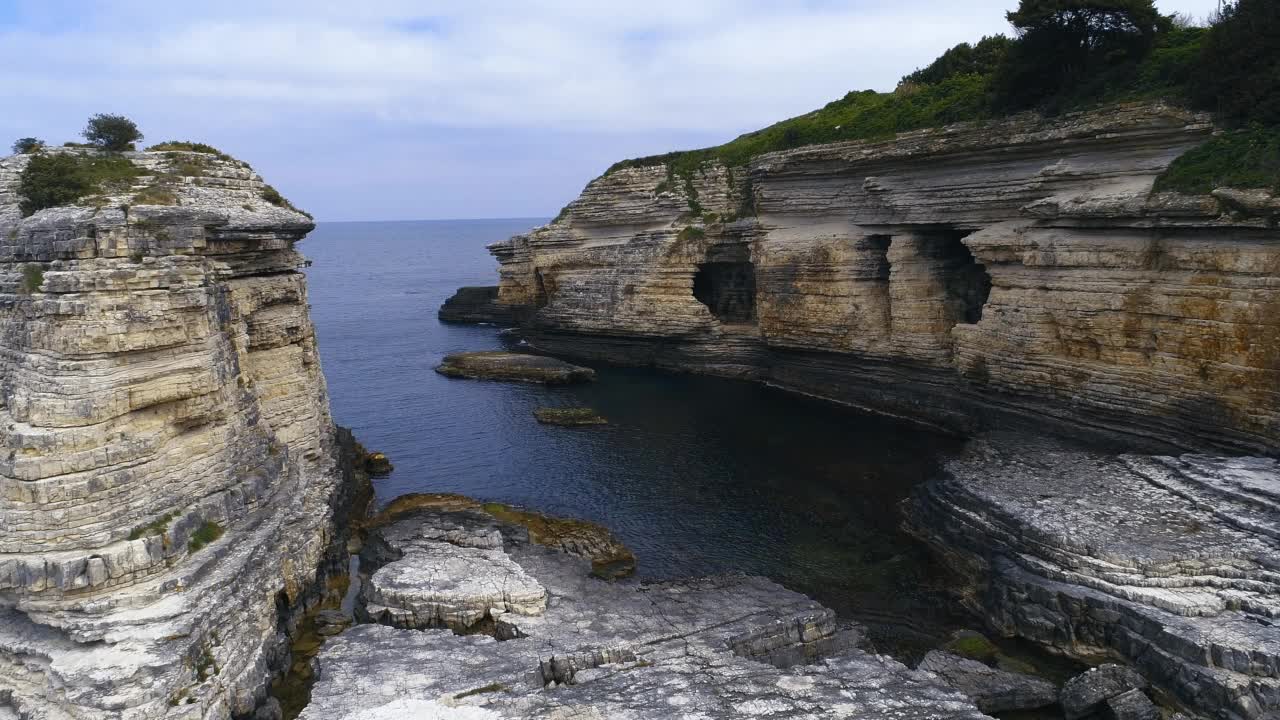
[937, 230, 991, 325]
[693, 261, 757, 324]
[533, 270, 550, 309]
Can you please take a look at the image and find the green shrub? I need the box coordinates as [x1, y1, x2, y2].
[188, 521, 225, 553]
[11, 137, 43, 154]
[128, 512, 176, 540]
[20, 264, 44, 294]
[145, 141, 232, 161]
[260, 184, 313, 219]
[83, 113, 143, 151]
[1153, 127, 1280, 195]
[17, 153, 143, 216]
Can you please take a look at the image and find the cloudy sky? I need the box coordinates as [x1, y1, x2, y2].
[0, 0, 1220, 221]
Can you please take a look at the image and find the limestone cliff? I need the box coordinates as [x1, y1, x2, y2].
[484, 103, 1279, 454]
[0, 148, 358, 718]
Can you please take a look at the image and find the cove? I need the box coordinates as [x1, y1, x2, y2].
[305, 219, 974, 657]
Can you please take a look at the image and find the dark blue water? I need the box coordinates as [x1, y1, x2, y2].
[302, 219, 968, 649]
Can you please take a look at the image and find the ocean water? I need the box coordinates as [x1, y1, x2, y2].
[302, 219, 969, 651]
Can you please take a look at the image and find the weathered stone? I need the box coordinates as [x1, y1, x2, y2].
[435, 351, 596, 384]
[1104, 688, 1162, 720]
[917, 650, 1058, 713]
[469, 103, 1280, 455]
[0, 148, 361, 718]
[438, 286, 520, 324]
[1061, 664, 1149, 719]
[302, 506, 993, 720]
[907, 437, 1280, 720]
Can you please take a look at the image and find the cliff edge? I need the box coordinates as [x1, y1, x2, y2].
[0, 147, 358, 718]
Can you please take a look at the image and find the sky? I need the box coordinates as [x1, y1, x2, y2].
[0, 0, 1222, 221]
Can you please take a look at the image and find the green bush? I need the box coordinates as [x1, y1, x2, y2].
[18, 153, 143, 216]
[260, 184, 313, 219]
[11, 137, 43, 154]
[83, 114, 143, 151]
[146, 141, 233, 161]
[20, 264, 44, 294]
[188, 521, 225, 553]
[1153, 127, 1280, 195]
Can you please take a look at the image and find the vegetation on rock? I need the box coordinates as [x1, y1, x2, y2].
[82, 113, 143, 151]
[188, 520, 225, 553]
[145, 140, 233, 160]
[11, 137, 44, 154]
[17, 152, 143, 216]
[602, 0, 1277, 199]
[1153, 126, 1280, 194]
[20, 264, 44, 294]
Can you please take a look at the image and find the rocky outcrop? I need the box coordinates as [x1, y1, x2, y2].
[907, 436, 1280, 719]
[916, 650, 1058, 714]
[479, 103, 1280, 454]
[438, 286, 519, 325]
[302, 505, 994, 720]
[0, 149, 360, 718]
[435, 351, 596, 384]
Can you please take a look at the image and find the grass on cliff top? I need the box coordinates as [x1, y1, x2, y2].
[17, 152, 143, 216]
[145, 140, 233, 161]
[1153, 126, 1280, 195]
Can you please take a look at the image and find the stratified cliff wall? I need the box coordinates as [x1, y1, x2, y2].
[488, 103, 1279, 454]
[0, 149, 356, 718]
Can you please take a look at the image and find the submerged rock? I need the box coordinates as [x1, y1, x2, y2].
[436, 351, 596, 384]
[917, 650, 1058, 713]
[301, 505, 994, 719]
[907, 436, 1280, 719]
[533, 407, 608, 426]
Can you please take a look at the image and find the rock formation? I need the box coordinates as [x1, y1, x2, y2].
[438, 286, 520, 325]
[480, 103, 1278, 454]
[907, 437, 1280, 719]
[302, 504, 995, 720]
[0, 148, 362, 718]
[456, 101, 1280, 719]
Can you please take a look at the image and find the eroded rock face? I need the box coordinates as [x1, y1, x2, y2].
[916, 650, 1058, 713]
[479, 103, 1280, 453]
[438, 286, 520, 325]
[0, 149, 355, 718]
[302, 506, 993, 720]
[907, 437, 1280, 719]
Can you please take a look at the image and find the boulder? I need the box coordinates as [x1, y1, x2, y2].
[918, 650, 1058, 713]
[1061, 664, 1149, 720]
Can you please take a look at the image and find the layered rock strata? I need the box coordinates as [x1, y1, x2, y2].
[479, 103, 1279, 454]
[438, 286, 519, 325]
[302, 505, 994, 719]
[907, 436, 1280, 719]
[0, 149, 358, 718]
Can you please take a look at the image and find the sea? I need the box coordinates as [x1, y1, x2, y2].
[302, 218, 971, 655]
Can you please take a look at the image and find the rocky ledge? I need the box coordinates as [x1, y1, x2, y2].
[435, 351, 596, 384]
[907, 436, 1280, 719]
[439, 286, 520, 325]
[301, 502, 998, 720]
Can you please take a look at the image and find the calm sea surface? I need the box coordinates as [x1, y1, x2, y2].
[302, 219, 969, 652]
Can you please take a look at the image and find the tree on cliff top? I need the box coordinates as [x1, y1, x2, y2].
[994, 0, 1168, 110]
[11, 137, 44, 154]
[1192, 0, 1280, 125]
[82, 114, 143, 152]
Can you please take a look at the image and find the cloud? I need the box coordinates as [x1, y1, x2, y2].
[0, 0, 1225, 220]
